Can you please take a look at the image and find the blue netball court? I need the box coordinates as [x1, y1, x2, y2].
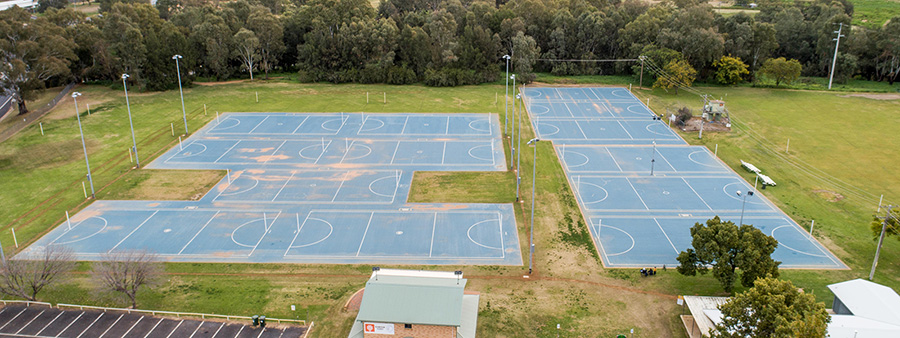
[522, 87, 845, 269]
[21, 113, 522, 265]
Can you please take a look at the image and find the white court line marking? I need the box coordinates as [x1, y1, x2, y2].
[75, 312, 103, 338]
[653, 218, 679, 253]
[58, 311, 85, 337]
[466, 219, 502, 250]
[333, 113, 349, 134]
[342, 144, 372, 161]
[262, 140, 287, 165]
[688, 150, 722, 168]
[446, 116, 450, 135]
[216, 176, 259, 198]
[655, 150, 677, 172]
[314, 140, 332, 164]
[681, 178, 714, 211]
[601, 225, 636, 256]
[164, 140, 205, 163]
[355, 213, 375, 256]
[498, 211, 505, 258]
[122, 317, 143, 338]
[15, 309, 43, 334]
[178, 211, 221, 255]
[213, 140, 242, 163]
[284, 213, 310, 256]
[331, 171, 350, 202]
[441, 142, 447, 165]
[165, 320, 184, 338]
[574, 120, 589, 139]
[248, 116, 270, 134]
[289, 218, 333, 249]
[290, 116, 310, 134]
[429, 213, 437, 257]
[271, 171, 296, 201]
[98, 313, 123, 338]
[771, 225, 829, 258]
[248, 211, 281, 256]
[490, 140, 496, 165]
[624, 177, 650, 210]
[109, 210, 159, 253]
[467, 145, 493, 161]
[389, 141, 401, 164]
[143, 318, 164, 338]
[36, 311, 64, 336]
[368, 175, 397, 198]
[338, 140, 356, 163]
[616, 120, 634, 139]
[563, 101, 577, 117]
[51, 217, 108, 245]
[605, 147, 624, 172]
[399, 116, 410, 134]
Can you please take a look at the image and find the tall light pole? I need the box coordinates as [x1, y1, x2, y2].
[72, 92, 95, 199]
[503, 55, 510, 136]
[172, 54, 188, 134]
[510, 74, 516, 170]
[527, 137, 540, 275]
[122, 74, 140, 168]
[516, 93, 523, 202]
[828, 23, 845, 90]
[649, 141, 657, 176]
[737, 190, 754, 226]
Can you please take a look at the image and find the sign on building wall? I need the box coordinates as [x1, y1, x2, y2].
[364, 322, 395, 334]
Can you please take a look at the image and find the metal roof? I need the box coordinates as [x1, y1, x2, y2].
[683, 296, 730, 337]
[357, 274, 467, 326]
[457, 294, 480, 338]
[828, 279, 900, 325]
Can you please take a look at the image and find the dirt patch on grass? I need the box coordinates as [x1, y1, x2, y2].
[812, 189, 844, 202]
[679, 116, 732, 133]
[840, 93, 900, 100]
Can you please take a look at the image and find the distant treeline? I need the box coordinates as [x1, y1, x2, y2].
[2, 0, 899, 111]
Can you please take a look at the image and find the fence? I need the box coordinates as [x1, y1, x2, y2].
[0, 82, 76, 143]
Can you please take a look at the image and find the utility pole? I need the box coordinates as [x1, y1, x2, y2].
[870, 205, 896, 280]
[639, 55, 647, 89]
[828, 23, 845, 90]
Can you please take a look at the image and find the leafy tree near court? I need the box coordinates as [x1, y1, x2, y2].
[247, 7, 284, 79]
[510, 31, 540, 84]
[234, 28, 260, 80]
[653, 59, 696, 95]
[0, 245, 76, 301]
[677, 216, 780, 293]
[712, 276, 830, 338]
[92, 250, 163, 309]
[0, 7, 76, 115]
[870, 213, 900, 241]
[38, 0, 69, 13]
[757, 57, 802, 86]
[713, 55, 750, 85]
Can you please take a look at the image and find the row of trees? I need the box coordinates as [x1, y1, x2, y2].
[0, 246, 161, 308]
[3, 0, 900, 113]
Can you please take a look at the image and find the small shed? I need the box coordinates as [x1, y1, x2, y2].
[826, 279, 900, 337]
[702, 100, 728, 121]
[680, 296, 730, 337]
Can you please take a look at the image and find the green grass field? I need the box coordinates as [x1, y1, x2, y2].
[1, 75, 899, 336]
[851, 0, 900, 28]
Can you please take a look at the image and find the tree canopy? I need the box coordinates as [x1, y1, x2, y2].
[677, 216, 781, 293]
[712, 276, 830, 338]
[714, 55, 750, 85]
[758, 57, 803, 86]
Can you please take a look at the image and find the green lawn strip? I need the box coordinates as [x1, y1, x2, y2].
[851, 0, 900, 28]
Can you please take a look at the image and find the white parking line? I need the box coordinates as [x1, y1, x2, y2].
[121, 315, 143, 338]
[15, 309, 43, 334]
[143, 318, 164, 338]
[97, 313, 122, 338]
[75, 312, 104, 338]
[57, 311, 85, 337]
[36, 311, 63, 336]
[164, 320, 183, 338]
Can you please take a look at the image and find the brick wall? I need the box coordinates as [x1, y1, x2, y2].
[363, 323, 456, 338]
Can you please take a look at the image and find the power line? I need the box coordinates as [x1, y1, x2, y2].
[536, 58, 639, 62]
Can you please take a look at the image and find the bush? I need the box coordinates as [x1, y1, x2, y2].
[676, 107, 692, 126]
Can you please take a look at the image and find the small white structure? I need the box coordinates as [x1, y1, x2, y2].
[827, 279, 900, 337]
